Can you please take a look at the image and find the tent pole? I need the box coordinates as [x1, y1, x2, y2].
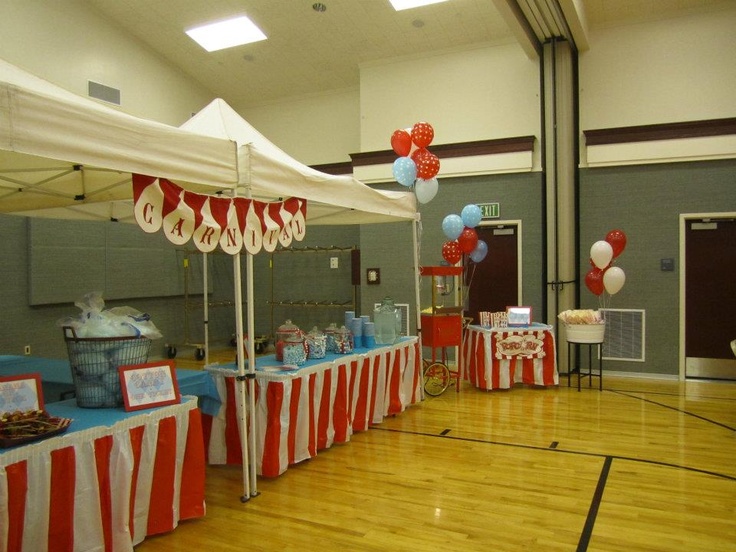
[412, 217, 424, 401]
[233, 252, 251, 501]
[245, 251, 258, 496]
[203, 252, 209, 365]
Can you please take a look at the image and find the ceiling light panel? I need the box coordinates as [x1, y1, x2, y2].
[389, 0, 449, 11]
[185, 15, 267, 52]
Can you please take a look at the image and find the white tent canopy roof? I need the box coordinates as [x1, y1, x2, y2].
[180, 99, 418, 225]
[0, 58, 237, 220]
[1, 58, 417, 226]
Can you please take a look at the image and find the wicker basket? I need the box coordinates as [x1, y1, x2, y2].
[63, 327, 152, 408]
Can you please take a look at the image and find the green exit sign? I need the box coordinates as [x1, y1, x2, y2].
[478, 202, 500, 219]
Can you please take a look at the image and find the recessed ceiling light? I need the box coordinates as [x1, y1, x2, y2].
[185, 15, 267, 52]
[389, 0, 448, 11]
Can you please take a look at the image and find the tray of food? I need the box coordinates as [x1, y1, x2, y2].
[0, 409, 72, 448]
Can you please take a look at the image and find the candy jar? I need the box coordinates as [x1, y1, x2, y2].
[334, 325, 354, 354]
[282, 333, 308, 365]
[275, 319, 301, 361]
[306, 326, 327, 359]
[324, 322, 339, 353]
[374, 297, 402, 345]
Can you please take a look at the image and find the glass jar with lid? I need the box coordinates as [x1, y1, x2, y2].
[374, 297, 402, 345]
[275, 319, 301, 361]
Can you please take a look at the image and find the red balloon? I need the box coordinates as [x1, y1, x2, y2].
[585, 267, 605, 296]
[457, 227, 478, 254]
[605, 229, 627, 259]
[390, 129, 412, 157]
[411, 122, 434, 148]
[412, 148, 440, 180]
[442, 240, 462, 265]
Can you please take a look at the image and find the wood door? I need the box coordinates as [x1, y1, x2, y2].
[685, 217, 736, 380]
[465, 223, 519, 325]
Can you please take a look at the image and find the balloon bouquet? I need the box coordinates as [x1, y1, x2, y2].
[586, 229, 627, 306]
[390, 122, 441, 204]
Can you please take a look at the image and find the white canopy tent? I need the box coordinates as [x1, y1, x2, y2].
[1, 59, 422, 500]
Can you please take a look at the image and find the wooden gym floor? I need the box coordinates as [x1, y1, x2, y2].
[135, 371, 736, 551]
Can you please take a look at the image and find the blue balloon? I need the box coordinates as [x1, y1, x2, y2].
[461, 204, 482, 228]
[442, 214, 464, 240]
[469, 240, 488, 263]
[392, 157, 417, 187]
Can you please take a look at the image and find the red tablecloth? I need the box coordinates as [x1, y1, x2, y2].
[0, 397, 205, 552]
[461, 325, 558, 390]
[203, 337, 421, 477]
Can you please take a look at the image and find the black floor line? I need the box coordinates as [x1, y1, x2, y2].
[577, 456, 612, 552]
[610, 389, 736, 432]
[605, 386, 736, 403]
[373, 426, 736, 481]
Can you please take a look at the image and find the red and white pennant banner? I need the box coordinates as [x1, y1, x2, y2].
[132, 174, 307, 255]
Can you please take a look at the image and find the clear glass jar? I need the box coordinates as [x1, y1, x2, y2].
[333, 325, 354, 354]
[374, 297, 401, 345]
[275, 319, 300, 361]
[282, 333, 308, 365]
[306, 326, 327, 359]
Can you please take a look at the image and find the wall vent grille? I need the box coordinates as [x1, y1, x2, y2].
[88, 81, 121, 105]
[601, 308, 645, 362]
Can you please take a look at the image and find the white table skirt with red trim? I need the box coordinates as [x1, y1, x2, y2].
[0, 396, 205, 552]
[461, 325, 558, 390]
[202, 337, 421, 478]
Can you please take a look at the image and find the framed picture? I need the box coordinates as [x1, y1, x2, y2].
[118, 361, 181, 411]
[0, 373, 44, 414]
[506, 306, 532, 327]
[366, 268, 381, 285]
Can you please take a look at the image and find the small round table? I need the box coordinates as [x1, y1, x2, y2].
[567, 339, 603, 391]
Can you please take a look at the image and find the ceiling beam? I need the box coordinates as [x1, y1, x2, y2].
[491, 0, 542, 59]
[558, 0, 589, 51]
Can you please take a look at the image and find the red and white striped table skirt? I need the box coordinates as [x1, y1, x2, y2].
[0, 397, 205, 552]
[203, 337, 421, 477]
[461, 325, 558, 390]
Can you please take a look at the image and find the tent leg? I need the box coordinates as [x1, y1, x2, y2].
[233, 253, 251, 500]
[246, 251, 259, 497]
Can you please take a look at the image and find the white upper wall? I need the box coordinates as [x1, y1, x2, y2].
[0, 0, 214, 126]
[237, 88, 361, 166]
[580, 7, 736, 130]
[359, 42, 540, 152]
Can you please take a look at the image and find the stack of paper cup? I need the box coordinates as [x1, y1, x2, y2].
[350, 317, 363, 348]
[344, 311, 355, 329]
[363, 321, 375, 348]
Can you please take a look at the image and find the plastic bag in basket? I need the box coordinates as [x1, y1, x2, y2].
[57, 291, 162, 339]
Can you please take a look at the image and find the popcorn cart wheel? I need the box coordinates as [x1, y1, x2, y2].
[422, 316, 473, 396]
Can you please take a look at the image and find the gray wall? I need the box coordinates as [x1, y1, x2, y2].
[579, 158, 736, 376]
[3, 158, 733, 374]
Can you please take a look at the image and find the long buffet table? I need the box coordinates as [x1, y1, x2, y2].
[461, 324, 558, 390]
[0, 396, 205, 552]
[203, 337, 421, 477]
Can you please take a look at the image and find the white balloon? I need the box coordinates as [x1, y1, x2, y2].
[603, 266, 626, 295]
[590, 240, 613, 269]
[414, 177, 438, 204]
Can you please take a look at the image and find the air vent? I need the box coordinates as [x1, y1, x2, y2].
[374, 303, 411, 336]
[88, 81, 121, 105]
[601, 308, 645, 362]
